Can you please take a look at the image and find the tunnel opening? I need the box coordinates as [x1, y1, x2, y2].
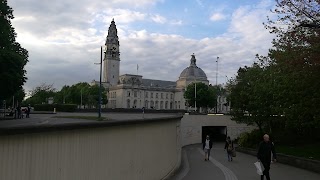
[202, 126, 227, 143]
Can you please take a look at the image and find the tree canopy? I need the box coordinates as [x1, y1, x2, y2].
[0, 0, 28, 101]
[184, 82, 216, 111]
[229, 0, 320, 140]
[24, 82, 108, 108]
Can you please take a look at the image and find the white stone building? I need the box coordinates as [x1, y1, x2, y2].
[92, 19, 229, 112]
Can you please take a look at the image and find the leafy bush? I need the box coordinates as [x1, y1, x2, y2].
[34, 104, 53, 111]
[34, 104, 77, 112]
[238, 129, 263, 149]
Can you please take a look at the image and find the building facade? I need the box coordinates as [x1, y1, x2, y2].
[93, 19, 229, 112]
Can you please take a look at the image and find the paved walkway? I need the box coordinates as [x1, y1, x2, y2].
[172, 143, 320, 180]
[0, 112, 178, 128]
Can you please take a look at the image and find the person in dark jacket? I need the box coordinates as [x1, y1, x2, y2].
[16, 105, 22, 119]
[202, 135, 213, 161]
[224, 136, 234, 161]
[26, 104, 31, 118]
[257, 134, 277, 180]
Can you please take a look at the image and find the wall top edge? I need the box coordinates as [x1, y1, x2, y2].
[0, 114, 183, 136]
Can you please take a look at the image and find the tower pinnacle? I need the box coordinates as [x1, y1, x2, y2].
[190, 53, 197, 66]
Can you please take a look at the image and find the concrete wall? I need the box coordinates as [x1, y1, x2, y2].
[180, 114, 255, 146]
[0, 119, 181, 180]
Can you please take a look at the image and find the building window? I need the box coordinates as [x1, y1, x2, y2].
[160, 101, 163, 109]
[145, 92, 148, 98]
[178, 101, 180, 109]
[150, 101, 154, 109]
[112, 100, 116, 108]
[166, 93, 168, 99]
[170, 102, 173, 109]
[145, 100, 148, 108]
[151, 92, 153, 98]
[134, 91, 137, 97]
[127, 91, 131, 97]
[155, 101, 159, 109]
[161, 93, 163, 99]
[165, 101, 168, 109]
[127, 99, 130, 108]
[133, 100, 137, 108]
[156, 93, 158, 98]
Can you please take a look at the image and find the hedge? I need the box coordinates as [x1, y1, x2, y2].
[34, 104, 77, 112]
[238, 129, 263, 149]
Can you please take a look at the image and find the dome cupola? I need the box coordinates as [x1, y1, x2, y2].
[176, 54, 209, 88]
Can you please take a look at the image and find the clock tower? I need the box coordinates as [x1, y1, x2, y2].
[103, 19, 120, 86]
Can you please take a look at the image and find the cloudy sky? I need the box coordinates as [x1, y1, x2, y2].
[8, 0, 277, 93]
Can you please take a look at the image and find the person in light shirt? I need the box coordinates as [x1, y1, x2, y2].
[202, 135, 213, 161]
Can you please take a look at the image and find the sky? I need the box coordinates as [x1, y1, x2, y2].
[8, 0, 277, 93]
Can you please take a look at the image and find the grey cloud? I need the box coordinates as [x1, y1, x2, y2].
[24, 60, 98, 92]
[8, 0, 275, 92]
[9, 0, 159, 38]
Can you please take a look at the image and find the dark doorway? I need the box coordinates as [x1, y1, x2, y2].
[202, 126, 227, 142]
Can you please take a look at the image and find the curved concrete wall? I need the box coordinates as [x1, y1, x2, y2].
[0, 118, 181, 180]
[181, 114, 255, 146]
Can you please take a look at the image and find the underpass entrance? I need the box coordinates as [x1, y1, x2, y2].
[202, 126, 227, 142]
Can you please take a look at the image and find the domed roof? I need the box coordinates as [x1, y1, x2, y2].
[179, 54, 207, 80]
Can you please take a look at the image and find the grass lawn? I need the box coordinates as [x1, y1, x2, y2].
[276, 143, 320, 161]
[52, 116, 107, 121]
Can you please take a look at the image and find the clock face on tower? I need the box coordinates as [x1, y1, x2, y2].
[111, 45, 118, 52]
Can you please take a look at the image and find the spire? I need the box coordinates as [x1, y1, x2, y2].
[190, 53, 197, 66]
[105, 19, 119, 47]
[107, 19, 118, 38]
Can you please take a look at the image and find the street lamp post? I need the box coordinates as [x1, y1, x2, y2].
[80, 88, 83, 109]
[195, 81, 197, 112]
[98, 46, 102, 118]
[94, 46, 103, 118]
[216, 56, 219, 114]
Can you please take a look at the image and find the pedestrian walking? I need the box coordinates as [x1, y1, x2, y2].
[224, 136, 234, 161]
[26, 104, 31, 118]
[16, 105, 22, 119]
[257, 134, 277, 180]
[202, 135, 213, 161]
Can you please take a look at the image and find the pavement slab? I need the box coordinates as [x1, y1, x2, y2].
[178, 143, 320, 180]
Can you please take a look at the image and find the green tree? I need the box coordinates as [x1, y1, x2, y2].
[263, 0, 320, 138]
[86, 84, 108, 108]
[52, 82, 108, 108]
[229, 64, 266, 132]
[184, 82, 216, 111]
[8, 88, 25, 106]
[24, 83, 56, 105]
[265, 0, 320, 32]
[228, 0, 320, 142]
[0, 0, 28, 100]
[54, 85, 71, 104]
